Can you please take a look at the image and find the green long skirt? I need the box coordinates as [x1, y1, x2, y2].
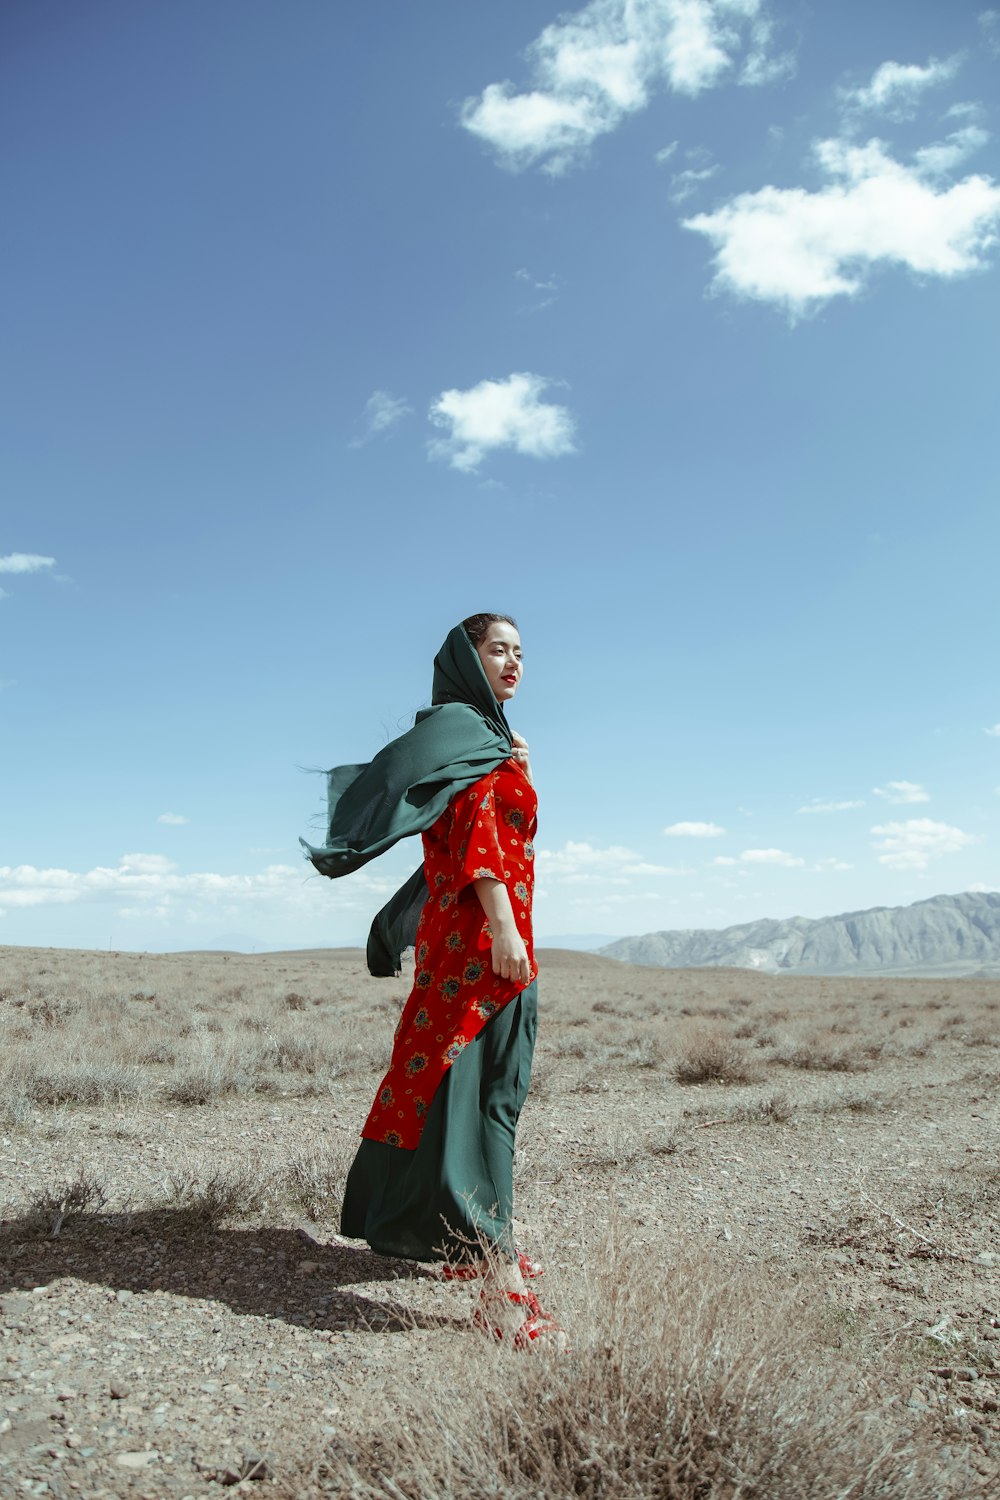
[340, 980, 538, 1263]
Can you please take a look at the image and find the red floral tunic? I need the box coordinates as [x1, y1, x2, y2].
[362, 757, 538, 1149]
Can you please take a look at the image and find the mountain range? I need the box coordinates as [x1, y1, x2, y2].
[599, 892, 1000, 977]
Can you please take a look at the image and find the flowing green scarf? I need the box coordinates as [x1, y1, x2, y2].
[301, 624, 513, 976]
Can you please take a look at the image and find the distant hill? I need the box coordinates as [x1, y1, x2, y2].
[599, 892, 1000, 977]
[537, 933, 620, 952]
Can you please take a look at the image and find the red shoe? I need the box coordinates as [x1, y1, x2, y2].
[441, 1249, 543, 1282]
[473, 1288, 566, 1351]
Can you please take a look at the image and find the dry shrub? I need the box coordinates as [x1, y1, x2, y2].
[166, 1059, 240, 1106]
[577, 1125, 641, 1170]
[163, 1163, 270, 1229]
[731, 1090, 793, 1124]
[20, 1171, 108, 1238]
[298, 1236, 986, 1500]
[775, 1039, 870, 1073]
[285, 1143, 353, 1222]
[814, 1089, 889, 1115]
[610, 1036, 663, 1068]
[674, 1033, 754, 1086]
[20, 1060, 144, 1105]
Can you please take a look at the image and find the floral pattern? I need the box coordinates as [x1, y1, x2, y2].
[362, 758, 538, 1149]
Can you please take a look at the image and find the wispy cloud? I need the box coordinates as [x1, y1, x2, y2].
[663, 820, 726, 837]
[739, 848, 805, 867]
[350, 390, 411, 446]
[984, 723, 1000, 737]
[978, 10, 1000, 57]
[871, 818, 977, 870]
[684, 133, 1000, 315]
[713, 847, 805, 867]
[0, 854, 402, 918]
[461, 0, 790, 174]
[538, 841, 684, 883]
[839, 56, 961, 121]
[873, 780, 929, 805]
[428, 372, 576, 472]
[157, 812, 189, 825]
[796, 798, 865, 814]
[914, 125, 990, 177]
[670, 163, 720, 203]
[0, 552, 56, 574]
[515, 266, 561, 310]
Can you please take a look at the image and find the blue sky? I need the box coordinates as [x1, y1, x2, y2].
[2, 0, 998, 952]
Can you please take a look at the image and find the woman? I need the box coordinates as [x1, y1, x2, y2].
[303, 613, 560, 1348]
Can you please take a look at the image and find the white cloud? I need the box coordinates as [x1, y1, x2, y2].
[741, 15, 795, 86]
[655, 140, 679, 163]
[663, 820, 726, 837]
[712, 848, 805, 867]
[796, 798, 865, 813]
[538, 841, 685, 882]
[871, 818, 977, 870]
[0, 854, 403, 920]
[670, 163, 720, 203]
[966, 881, 999, 893]
[157, 812, 189, 825]
[984, 723, 1000, 737]
[873, 780, 930, 804]
[0, 552, 56, 574]
[981, 11, 1000, 56]
[351, 390, 411, 446]
[684, 134, 1000, 314]
[815, 857, 854, 871]
[428, 372, 576, 472]
[739, 847, 805, 866]
[514, 267, 561, 311]
[914, 125, 990, 177]
[461, 0, 788, 173]
[840, 56, 961, 120]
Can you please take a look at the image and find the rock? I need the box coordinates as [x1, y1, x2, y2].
[241, 1449, 273, 1481]
[109, 1381, 129, 1400]
[115, 1449, 159, 1468]
[296, 1260, 319, 1275]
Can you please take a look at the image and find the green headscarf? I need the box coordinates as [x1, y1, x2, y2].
[301, 623, 513, 976]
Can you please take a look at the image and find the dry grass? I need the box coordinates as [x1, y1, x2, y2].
[1, 945, 998, 1496]
[0, 957, 387, 1120]
[290, 1234, 991, 1500]
[673, 1030, 756, 1085]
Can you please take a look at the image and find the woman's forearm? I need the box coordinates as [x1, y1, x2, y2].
[473, 876, 517, 932]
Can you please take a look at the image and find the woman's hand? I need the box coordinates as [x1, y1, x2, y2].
[510, 730, 533, 784]
[473, 876, 532, 985]
[490, 924, 532, 985]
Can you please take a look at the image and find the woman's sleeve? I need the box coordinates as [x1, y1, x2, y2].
[447, 771, 507, 893]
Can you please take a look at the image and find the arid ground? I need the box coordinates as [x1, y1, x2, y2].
[1, 944, 998, 1498]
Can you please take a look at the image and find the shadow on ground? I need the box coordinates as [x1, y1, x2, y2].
[0, 1211, 463, 1334]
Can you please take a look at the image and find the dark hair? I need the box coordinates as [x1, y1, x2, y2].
[461, 612, 518, 647]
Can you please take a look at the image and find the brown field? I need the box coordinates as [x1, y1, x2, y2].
[1, 943, 998, 1498]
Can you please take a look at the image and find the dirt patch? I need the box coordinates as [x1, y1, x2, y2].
[1, 945, 998, 1495]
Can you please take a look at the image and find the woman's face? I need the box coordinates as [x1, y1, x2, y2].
[476, 621, 523, 704]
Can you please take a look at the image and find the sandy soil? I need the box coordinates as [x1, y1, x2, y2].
[0, 944, 998, 1496]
